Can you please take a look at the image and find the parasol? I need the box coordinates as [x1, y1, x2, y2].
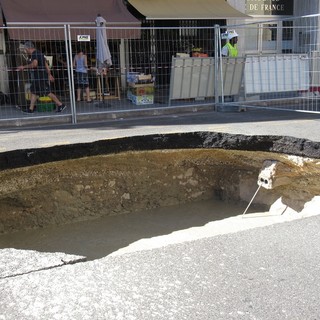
[95, 14, 112, 74]
[95, 14, 112, 102]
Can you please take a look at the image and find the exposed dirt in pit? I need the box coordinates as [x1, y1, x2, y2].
[0, 148, 319, 234]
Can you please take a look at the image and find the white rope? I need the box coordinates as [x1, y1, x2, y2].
[242, 184, 262, 217]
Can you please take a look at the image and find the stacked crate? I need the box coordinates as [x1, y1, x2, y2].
[38, 96, 55, 112]
[127, 73, 154, 105]
[25, 83, 55, 112]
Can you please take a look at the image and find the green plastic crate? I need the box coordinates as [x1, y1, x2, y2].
[37, 102, 55, 112]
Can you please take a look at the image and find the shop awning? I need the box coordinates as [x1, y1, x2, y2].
[0, 0, 141, 40]
[128, 0, 249, 20]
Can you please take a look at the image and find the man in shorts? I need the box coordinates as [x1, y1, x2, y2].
[17, 41, 67, 113]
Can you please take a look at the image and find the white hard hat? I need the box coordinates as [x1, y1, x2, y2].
[227, 30, 238, 40]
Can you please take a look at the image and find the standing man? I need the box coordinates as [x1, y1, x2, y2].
[17, 41, 67, 113]
[221, 30, 239, 57]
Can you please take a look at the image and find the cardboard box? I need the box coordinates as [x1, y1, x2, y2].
[138, 74, 152, 81]
[128, 86, 154, 96]
[130, 94, 154, 105]
[128, 82, 154, 88]
[127, 73, 153, 84]
[126, 72, 140, 83]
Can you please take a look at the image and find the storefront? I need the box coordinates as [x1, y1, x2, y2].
[227, 0, 320, 55]
[0, 0, 142, 100]
[0, 0, 319, 104]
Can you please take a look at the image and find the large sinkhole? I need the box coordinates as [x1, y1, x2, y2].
[0, 132, 319, 260]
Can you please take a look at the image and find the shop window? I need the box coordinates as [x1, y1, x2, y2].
[283, 20, 293, 41]
[262, 23, 277, 51]
[246, 24, 259, 51]
[282, 20, 293, 53]
[179, 20, 197, 38]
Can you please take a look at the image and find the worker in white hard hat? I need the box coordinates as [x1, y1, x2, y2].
[221, 30, 239, 57]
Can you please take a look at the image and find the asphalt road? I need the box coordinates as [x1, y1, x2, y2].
[0, 108, 320, 152]
[1, 213, 320, 319]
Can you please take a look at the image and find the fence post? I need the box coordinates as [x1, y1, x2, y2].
[214, 24, 223, 107]
[64, 24, 77, 124]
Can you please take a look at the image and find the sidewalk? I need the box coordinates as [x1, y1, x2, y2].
[1, 108, 320, 153]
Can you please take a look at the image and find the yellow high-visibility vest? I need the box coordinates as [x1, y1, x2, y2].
[226, 42, 238, 57]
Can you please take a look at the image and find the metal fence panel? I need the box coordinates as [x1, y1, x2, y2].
[169, 57, 215, 101]
[0, 14, 319, 127]
[244, 54, 310, 94]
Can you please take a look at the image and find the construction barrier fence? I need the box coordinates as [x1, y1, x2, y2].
[0, 14, 319, 126]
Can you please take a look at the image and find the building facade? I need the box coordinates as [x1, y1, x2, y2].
[227, 0, 320, 55]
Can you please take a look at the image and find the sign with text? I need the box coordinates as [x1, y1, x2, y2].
[246, 0, 293, 16]
[77, 35, 91, 42]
